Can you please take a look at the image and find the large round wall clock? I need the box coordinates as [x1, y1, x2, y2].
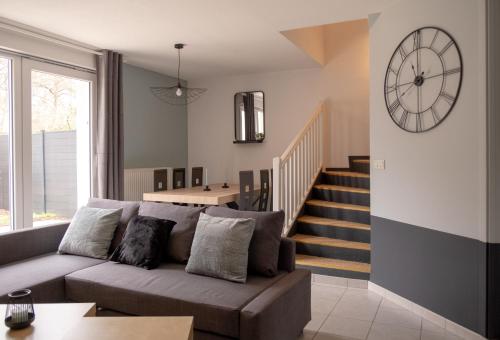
[384, 27, 462, 133]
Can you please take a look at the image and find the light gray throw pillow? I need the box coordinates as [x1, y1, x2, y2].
[58, 206, 123, 259]
[186, 213, 255, 283]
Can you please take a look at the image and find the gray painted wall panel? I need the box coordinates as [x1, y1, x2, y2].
[123, 64, 187, 169]
[370, 216, 487, 336]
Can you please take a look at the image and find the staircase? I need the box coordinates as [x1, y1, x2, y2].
[292, 158, 371, 280]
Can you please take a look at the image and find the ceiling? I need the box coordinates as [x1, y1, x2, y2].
[0, 0, 398, 80]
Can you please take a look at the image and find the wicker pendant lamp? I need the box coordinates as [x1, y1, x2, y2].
[150, 43, 207, 105]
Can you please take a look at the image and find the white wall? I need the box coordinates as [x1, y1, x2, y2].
[188, 68, 323, 184]
[369, 0, 487, 241]
[188, 19, 370, 183]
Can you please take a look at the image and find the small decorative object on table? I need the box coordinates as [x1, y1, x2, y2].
[222, 182, 229, 188]
[4, 289, 35, 329]
[203, 185, 211, 191]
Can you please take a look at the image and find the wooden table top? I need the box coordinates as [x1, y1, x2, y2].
[143, 183, 248, 205]
[63, 316, 193, 340]
[1, 303, 96, 340]
[2, 303, 193, 340]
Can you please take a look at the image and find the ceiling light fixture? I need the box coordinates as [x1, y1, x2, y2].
[150, 43, 207, 105]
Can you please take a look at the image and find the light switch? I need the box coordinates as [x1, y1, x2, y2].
[158, 182, 163, 189]
[373, 159, 385, 170]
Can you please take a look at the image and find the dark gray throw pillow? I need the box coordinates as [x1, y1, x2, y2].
[58, 206, 123, 259]
[205, 207, 284, 277]
[138, 202, 205, 263]
[186, 213, 255, 283]
[110, 215, 176, 270]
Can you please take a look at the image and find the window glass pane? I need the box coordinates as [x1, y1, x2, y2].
[31, 70, 90, 227]
[0, 58, 11, 232]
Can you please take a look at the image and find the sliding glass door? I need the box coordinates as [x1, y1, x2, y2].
[0, 56, 12, 232]
[0, 54, 95, 232]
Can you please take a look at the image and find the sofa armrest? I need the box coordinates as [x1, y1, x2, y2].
[277, 238, 296, 272]
[0, 223, 69, 266]
[240, 269, 311, 340]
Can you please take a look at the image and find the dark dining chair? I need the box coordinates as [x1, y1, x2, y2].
[191, 167, 203, 187]
[239, 170, 254, 211]
[269, 168, 273, 211]
[172, 168, 186, 189]
[257, 169, 270, 211]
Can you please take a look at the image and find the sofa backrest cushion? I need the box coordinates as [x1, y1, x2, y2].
[87, 198, 140, 253]
[205, 207, 284, 277]
[139, 202, 205, 263]
[278, 238, 296, 272]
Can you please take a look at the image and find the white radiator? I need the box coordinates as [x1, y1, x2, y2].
[124, 167, 172, 201]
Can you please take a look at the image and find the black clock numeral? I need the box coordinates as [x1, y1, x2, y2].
[399, 110, 409, 128]
[385, 86, 395, 94]
[388, 99, 400, 115]
[440, 91, 455, 104]
[416, 113, 423, 132]
[438, 40, 454, 57]
[413, 30, 421, 51]
[429, 29, 439, 51]
[444, 67, 460, 76]
[430, 106, 441, 124]
[398, 45, 408, 60]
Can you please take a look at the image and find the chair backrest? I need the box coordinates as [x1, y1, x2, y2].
[172, 168, 186, 189]
[191, 167, 203, 187]
[258, 169, 270, 211]
[239, 170, 254, 211]
[269, 168, 273, 211]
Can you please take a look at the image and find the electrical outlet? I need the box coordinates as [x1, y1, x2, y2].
[373, 159, 385, 170]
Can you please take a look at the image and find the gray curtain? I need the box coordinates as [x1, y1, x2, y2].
[94, 50, 124, 200]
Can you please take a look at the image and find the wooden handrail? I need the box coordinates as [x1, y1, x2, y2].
[273, 102, 325, 236]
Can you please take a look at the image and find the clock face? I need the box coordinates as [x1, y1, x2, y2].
[384, 27, 462, 133]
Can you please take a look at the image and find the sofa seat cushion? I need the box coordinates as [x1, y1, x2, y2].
[65, 262, 286, 338]
[0, 253, 105, 303]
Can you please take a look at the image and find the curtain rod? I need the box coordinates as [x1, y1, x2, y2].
[0, 21, 103, 56]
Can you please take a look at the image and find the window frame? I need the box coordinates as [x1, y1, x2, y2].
[0, 53, 96, 231]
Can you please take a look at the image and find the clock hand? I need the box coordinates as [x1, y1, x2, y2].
[411, 64, 417, 77]
[401, 83, 415, 97]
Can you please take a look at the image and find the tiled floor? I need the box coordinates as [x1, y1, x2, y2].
[301, 281, 464, 340]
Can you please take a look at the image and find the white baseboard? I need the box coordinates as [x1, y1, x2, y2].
[368, 282, 486, 340]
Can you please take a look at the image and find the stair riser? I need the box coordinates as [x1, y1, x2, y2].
[312, 188, 370, 206]
[322, 174, 370, 189]
[296, 242, 370, 263]
[296, 264, 370, 280]
[352, 162, 370, 174]
[297, 222, 370, 243]
[305, 205, 371, 224]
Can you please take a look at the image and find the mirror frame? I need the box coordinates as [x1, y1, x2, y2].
[233, 90, 265, 144]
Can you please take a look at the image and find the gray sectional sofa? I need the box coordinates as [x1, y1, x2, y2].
[0, 200, 311, 340]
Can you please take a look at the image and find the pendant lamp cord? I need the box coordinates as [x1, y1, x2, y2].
[177, 48, 181, 86]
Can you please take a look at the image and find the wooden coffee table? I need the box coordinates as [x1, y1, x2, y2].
[1, 303, 193, 340]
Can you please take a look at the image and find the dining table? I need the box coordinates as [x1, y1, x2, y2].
[143, 183, 258, 207]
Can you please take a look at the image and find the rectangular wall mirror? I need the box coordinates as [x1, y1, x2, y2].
[234, 91, 265, 143]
